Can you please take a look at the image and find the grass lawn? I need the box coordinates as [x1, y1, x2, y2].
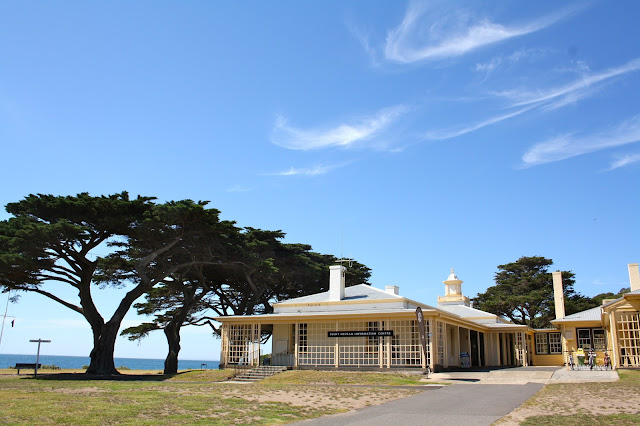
[499, 369, 640, 425]
[261, 370, 426, 386]
[0, 369, 424, 424]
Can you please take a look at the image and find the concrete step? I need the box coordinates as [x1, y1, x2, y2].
[233, 366, 288, 382]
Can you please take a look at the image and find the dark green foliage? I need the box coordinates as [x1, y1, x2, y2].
[1, 192, 372, 376]
[121, 226, 371, 374]
[473, 256, 597, 329]
[591, 287, 631, 305]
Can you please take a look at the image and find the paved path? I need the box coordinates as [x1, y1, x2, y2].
[293, 383, 544, 425]
[292, 367, 618, 425]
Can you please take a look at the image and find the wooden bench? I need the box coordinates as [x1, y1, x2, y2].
[14, 363, 42, 374]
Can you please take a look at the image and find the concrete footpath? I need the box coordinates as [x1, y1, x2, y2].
[292, 367, 619, 426]
[294, 383, 544, 425]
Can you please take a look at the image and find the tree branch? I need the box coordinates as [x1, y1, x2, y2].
[27, 288, 83, 314]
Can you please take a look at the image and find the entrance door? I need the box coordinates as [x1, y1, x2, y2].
[470, 330, 479, 367]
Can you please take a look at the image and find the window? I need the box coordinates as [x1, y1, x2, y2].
[593, 329, 606, 350]
[535, 332, 562, 355]
[549, 333, 562, 354]
[577, 329, 592, 349]
[535, 333, 549, 354]
[298, 323, 307, 353]
[577, 328, 607, 350]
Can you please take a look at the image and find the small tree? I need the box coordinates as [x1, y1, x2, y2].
[473, 256, 596, 328]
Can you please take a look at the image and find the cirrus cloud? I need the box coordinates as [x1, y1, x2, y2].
[271, 105, 409, 151]
[521, 115, 640, 167]
[384, 2, 575, 64]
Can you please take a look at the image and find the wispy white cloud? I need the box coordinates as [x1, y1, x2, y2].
[425, 105, 535, 140]
[384, 2, 573, 64]
[348, 24, 380, 67]
[268, 163, 345, 177]
[226, 185, 252, 193]
[522, 115, 640, 167]
[271, 105, 408, 151]
[474, 48, 549, 75]
[496, 58, 640, 109]
[603, 153, 640, 172]
[428, 58, 640, 141]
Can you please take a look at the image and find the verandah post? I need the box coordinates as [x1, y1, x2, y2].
[294, 323, 299, 368]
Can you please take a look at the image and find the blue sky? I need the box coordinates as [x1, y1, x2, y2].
[1, 1, 638, 361]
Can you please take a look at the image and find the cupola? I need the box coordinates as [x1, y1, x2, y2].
[437, 268, 471, 306]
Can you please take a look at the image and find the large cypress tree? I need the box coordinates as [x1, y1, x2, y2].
[473, 256, 597, 328]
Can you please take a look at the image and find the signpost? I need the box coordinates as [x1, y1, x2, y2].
[415, 307, 429, 376]
[29, 339, 51, 377]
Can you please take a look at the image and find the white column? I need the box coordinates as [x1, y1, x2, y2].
[609, 312, 619, 369]
[256, 324, 261, 367]
[379, 320, 384, 369]
[294, 323, 299, 368]
[430, 320, 437, 371]
[386, 328, 392, 368]
[335, 321, 340, 368]
[455, 326, 460, 367]
[220, 325, 227, 367]
[421, 321, 427, 369]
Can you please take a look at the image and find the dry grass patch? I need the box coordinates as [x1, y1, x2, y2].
[498, 369, 640, 425]
[229, 383, 421, 411]
[0, 370, 424, 424]
[261, 369, 425, 386]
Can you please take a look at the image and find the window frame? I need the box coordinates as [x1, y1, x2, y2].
[298, 323, 308, 354]
[576, 328, 607, 351]
[548, 332, 562, 354]
[534, 332, 562, 355]
[535, 333, 549, 355]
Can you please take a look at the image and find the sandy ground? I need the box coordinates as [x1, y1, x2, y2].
[498, 381, 640, 424]
[0, 368, 422, 413]
[225, 386, 423, 411]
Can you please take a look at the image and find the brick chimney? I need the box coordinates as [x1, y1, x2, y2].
[629, 263, 640, 292]
[329, 265, 346, 301]
[552, 271, 565, 320]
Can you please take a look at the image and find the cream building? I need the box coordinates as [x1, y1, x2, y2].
[216, 263, 640, 371]
[533, 263, 640, 369]
[217, 266, 527, 371]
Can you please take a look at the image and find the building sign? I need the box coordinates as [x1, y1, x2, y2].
[328, 330, 394, 338]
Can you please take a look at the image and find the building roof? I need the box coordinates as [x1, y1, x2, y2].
[213, 307, 430, 321]
[274, 284, 402, 305]
[599, 288, 640, 308]
[552, 306, 602, 323]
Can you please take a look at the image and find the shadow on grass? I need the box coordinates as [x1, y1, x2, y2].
[31, 372, 188, 382]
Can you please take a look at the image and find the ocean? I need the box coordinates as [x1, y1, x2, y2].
[0, 353, 219, 370]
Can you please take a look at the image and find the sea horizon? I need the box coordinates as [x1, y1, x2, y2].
[0, 353, 220, 370]
[1, 352, 220, 362]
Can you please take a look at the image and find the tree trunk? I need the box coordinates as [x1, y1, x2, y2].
[85, 286, 146, 375]
[163, 322, 182, 374]
[86, 320, 121, 375]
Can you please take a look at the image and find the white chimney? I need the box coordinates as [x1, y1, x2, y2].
[329, 265, 346, 301]
[385, 285, 399, 295]
[629, 263, 640, 292]
[552, 271, 565, 320]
